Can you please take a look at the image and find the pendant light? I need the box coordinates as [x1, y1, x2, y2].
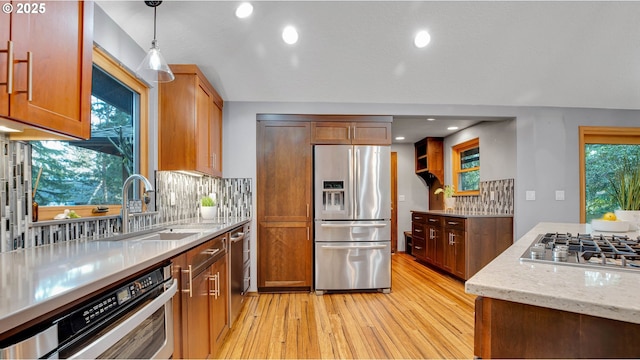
[137, 1, 174, 83]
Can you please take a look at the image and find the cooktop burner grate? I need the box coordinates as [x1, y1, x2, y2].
[520, 233, 640, 272]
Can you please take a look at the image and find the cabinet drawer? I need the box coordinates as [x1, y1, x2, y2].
[425, 215, 442, 227]
[443, 217, 466, 231]
[412, 236, 427, 259]
[411, 223, 426, 239]
[412, 212, 427, 223]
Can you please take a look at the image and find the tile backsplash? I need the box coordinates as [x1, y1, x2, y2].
[0, 135, 252, 252]
[454, 178, 514, 214]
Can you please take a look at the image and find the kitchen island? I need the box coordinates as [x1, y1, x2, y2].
[0, 217, 250, 341]
[466, 222, 640, 358]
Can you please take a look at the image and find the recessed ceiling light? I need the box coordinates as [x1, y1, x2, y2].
[235, 3, 253, 18]
[447, 126, 459, 131]
[282, 26, 299, 45]
[395, 136, 406, 141]
[414, 30, 431, 48]
[427, 118, 435, 121]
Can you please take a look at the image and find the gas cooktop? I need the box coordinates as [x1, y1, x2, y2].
[520, 232, 640, 272]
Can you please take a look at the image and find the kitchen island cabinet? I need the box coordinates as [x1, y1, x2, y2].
[466, 222, 640, 358]
[1, 1, 93, 139]
[159, 64, 223, 177]
[410, 211, 513, 280]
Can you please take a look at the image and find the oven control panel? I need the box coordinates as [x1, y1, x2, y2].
[56, 265, 169, 343]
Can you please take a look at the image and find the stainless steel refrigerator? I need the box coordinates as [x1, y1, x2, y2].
[314, 145, 391, 294]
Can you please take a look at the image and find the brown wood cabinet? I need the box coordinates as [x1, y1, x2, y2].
[171, 234, 229, 359]
[257, 120, 313, 291]
[0, 1, 93, 139]
[410, 212, 513, 280]
[159, 64, 223, 177]
[475, 297, 640, 358]
[311, 121, 392, 145]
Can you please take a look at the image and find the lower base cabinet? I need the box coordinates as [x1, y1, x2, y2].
[411, 211, 513, 280]
[171, 234, 229, 359]
[475, 297, 640, 358]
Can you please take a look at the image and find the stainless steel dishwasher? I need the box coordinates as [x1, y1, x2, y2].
[228, 223, 250, 326]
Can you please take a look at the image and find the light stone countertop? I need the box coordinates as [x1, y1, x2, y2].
[465, 222, 640, 324]
[411, 209, 513, 218]
[0, 217, 250, 336]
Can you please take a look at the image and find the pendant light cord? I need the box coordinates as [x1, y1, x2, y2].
[153, 5, 157, 41]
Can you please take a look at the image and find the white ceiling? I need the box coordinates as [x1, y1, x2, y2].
[96, 1, 640, 142]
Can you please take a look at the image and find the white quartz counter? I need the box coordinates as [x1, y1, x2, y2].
[465, 222, 640, 324]
[0, 217, 250, 336]
[411, 209, 513, 218]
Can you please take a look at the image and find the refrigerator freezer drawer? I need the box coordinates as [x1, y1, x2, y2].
[315, 241, 391, 291]
[315, 220, 391, 242]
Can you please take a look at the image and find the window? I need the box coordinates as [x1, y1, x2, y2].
[579, 126, 640, 223]
[31, 48, 149, 217]
[452, 138, 480, 195]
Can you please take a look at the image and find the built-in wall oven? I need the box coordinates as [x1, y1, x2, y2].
[0, 263, 176, 359]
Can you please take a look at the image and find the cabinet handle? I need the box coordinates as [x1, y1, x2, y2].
[182, 265, 193, 297]
[210, 272, 220, 299]
[307, 226, 310, 241]
[447, 221, 459, 226]
[414, 228, 423, 233]
[0, 41, 13, 94]
[414, 216, 423, 220]
[307, 204, 309, 218]
[348, 126, 351, 140]
[428, 219, 438, 223]
[352, 126, 356, 139]
[414, 246, 423, 250]
[15, 51, 33, 101]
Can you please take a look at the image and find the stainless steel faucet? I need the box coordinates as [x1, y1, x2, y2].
[121, 174, 154, 234]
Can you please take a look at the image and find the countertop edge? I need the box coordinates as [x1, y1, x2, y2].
[464, 222, 640, 325]
[411, 209, 514, 218]
[0, 218, 250, 336]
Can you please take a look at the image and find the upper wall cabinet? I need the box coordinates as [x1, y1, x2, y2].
[310, 117, 392, 145]
[0, 1, 93, 139]
[158, 64, 223, 177]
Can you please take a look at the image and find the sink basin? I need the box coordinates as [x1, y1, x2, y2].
[141, 232, 199, 241]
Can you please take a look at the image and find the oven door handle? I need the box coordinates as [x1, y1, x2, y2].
[68, 279, 177, 359]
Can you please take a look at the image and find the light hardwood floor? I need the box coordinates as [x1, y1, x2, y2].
[218, 253, 476, 359]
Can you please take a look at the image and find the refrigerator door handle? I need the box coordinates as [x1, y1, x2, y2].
[320, 244, 387, 250]
[320, 223, 387, 228]
[348, 147, 354, 218]
[355, 147, 360, 218]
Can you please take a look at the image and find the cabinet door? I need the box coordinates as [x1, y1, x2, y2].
[195, 80, 213, 174]
[257, 121, 312, 222]
[210, 255, 228, 356]
[352, 122, 392, 145]
[186, 268, 212, 359]
[451, 229, 466, 279]
[310, 122, 351, 144]
[0, 11, 9, 116]
[424, 223, 439, 263]
[258, 221, 312, 290]
[211, 102, 223, 177]
[10, 1, 92, 139]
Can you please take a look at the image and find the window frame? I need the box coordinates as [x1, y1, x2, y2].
[579, 126, 640, 223]
[37, 47, 149, 220]
[452, 138, 480, 196]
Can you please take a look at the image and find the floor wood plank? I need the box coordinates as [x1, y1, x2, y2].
[217, 253, 475, 359]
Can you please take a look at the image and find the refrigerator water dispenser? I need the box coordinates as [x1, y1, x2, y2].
[322, 181, 345, 212]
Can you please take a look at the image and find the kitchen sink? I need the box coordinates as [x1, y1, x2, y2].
[140, 231, 199, 241]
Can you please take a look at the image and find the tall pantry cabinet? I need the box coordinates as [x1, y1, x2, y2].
[256, 119, 313, 291]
